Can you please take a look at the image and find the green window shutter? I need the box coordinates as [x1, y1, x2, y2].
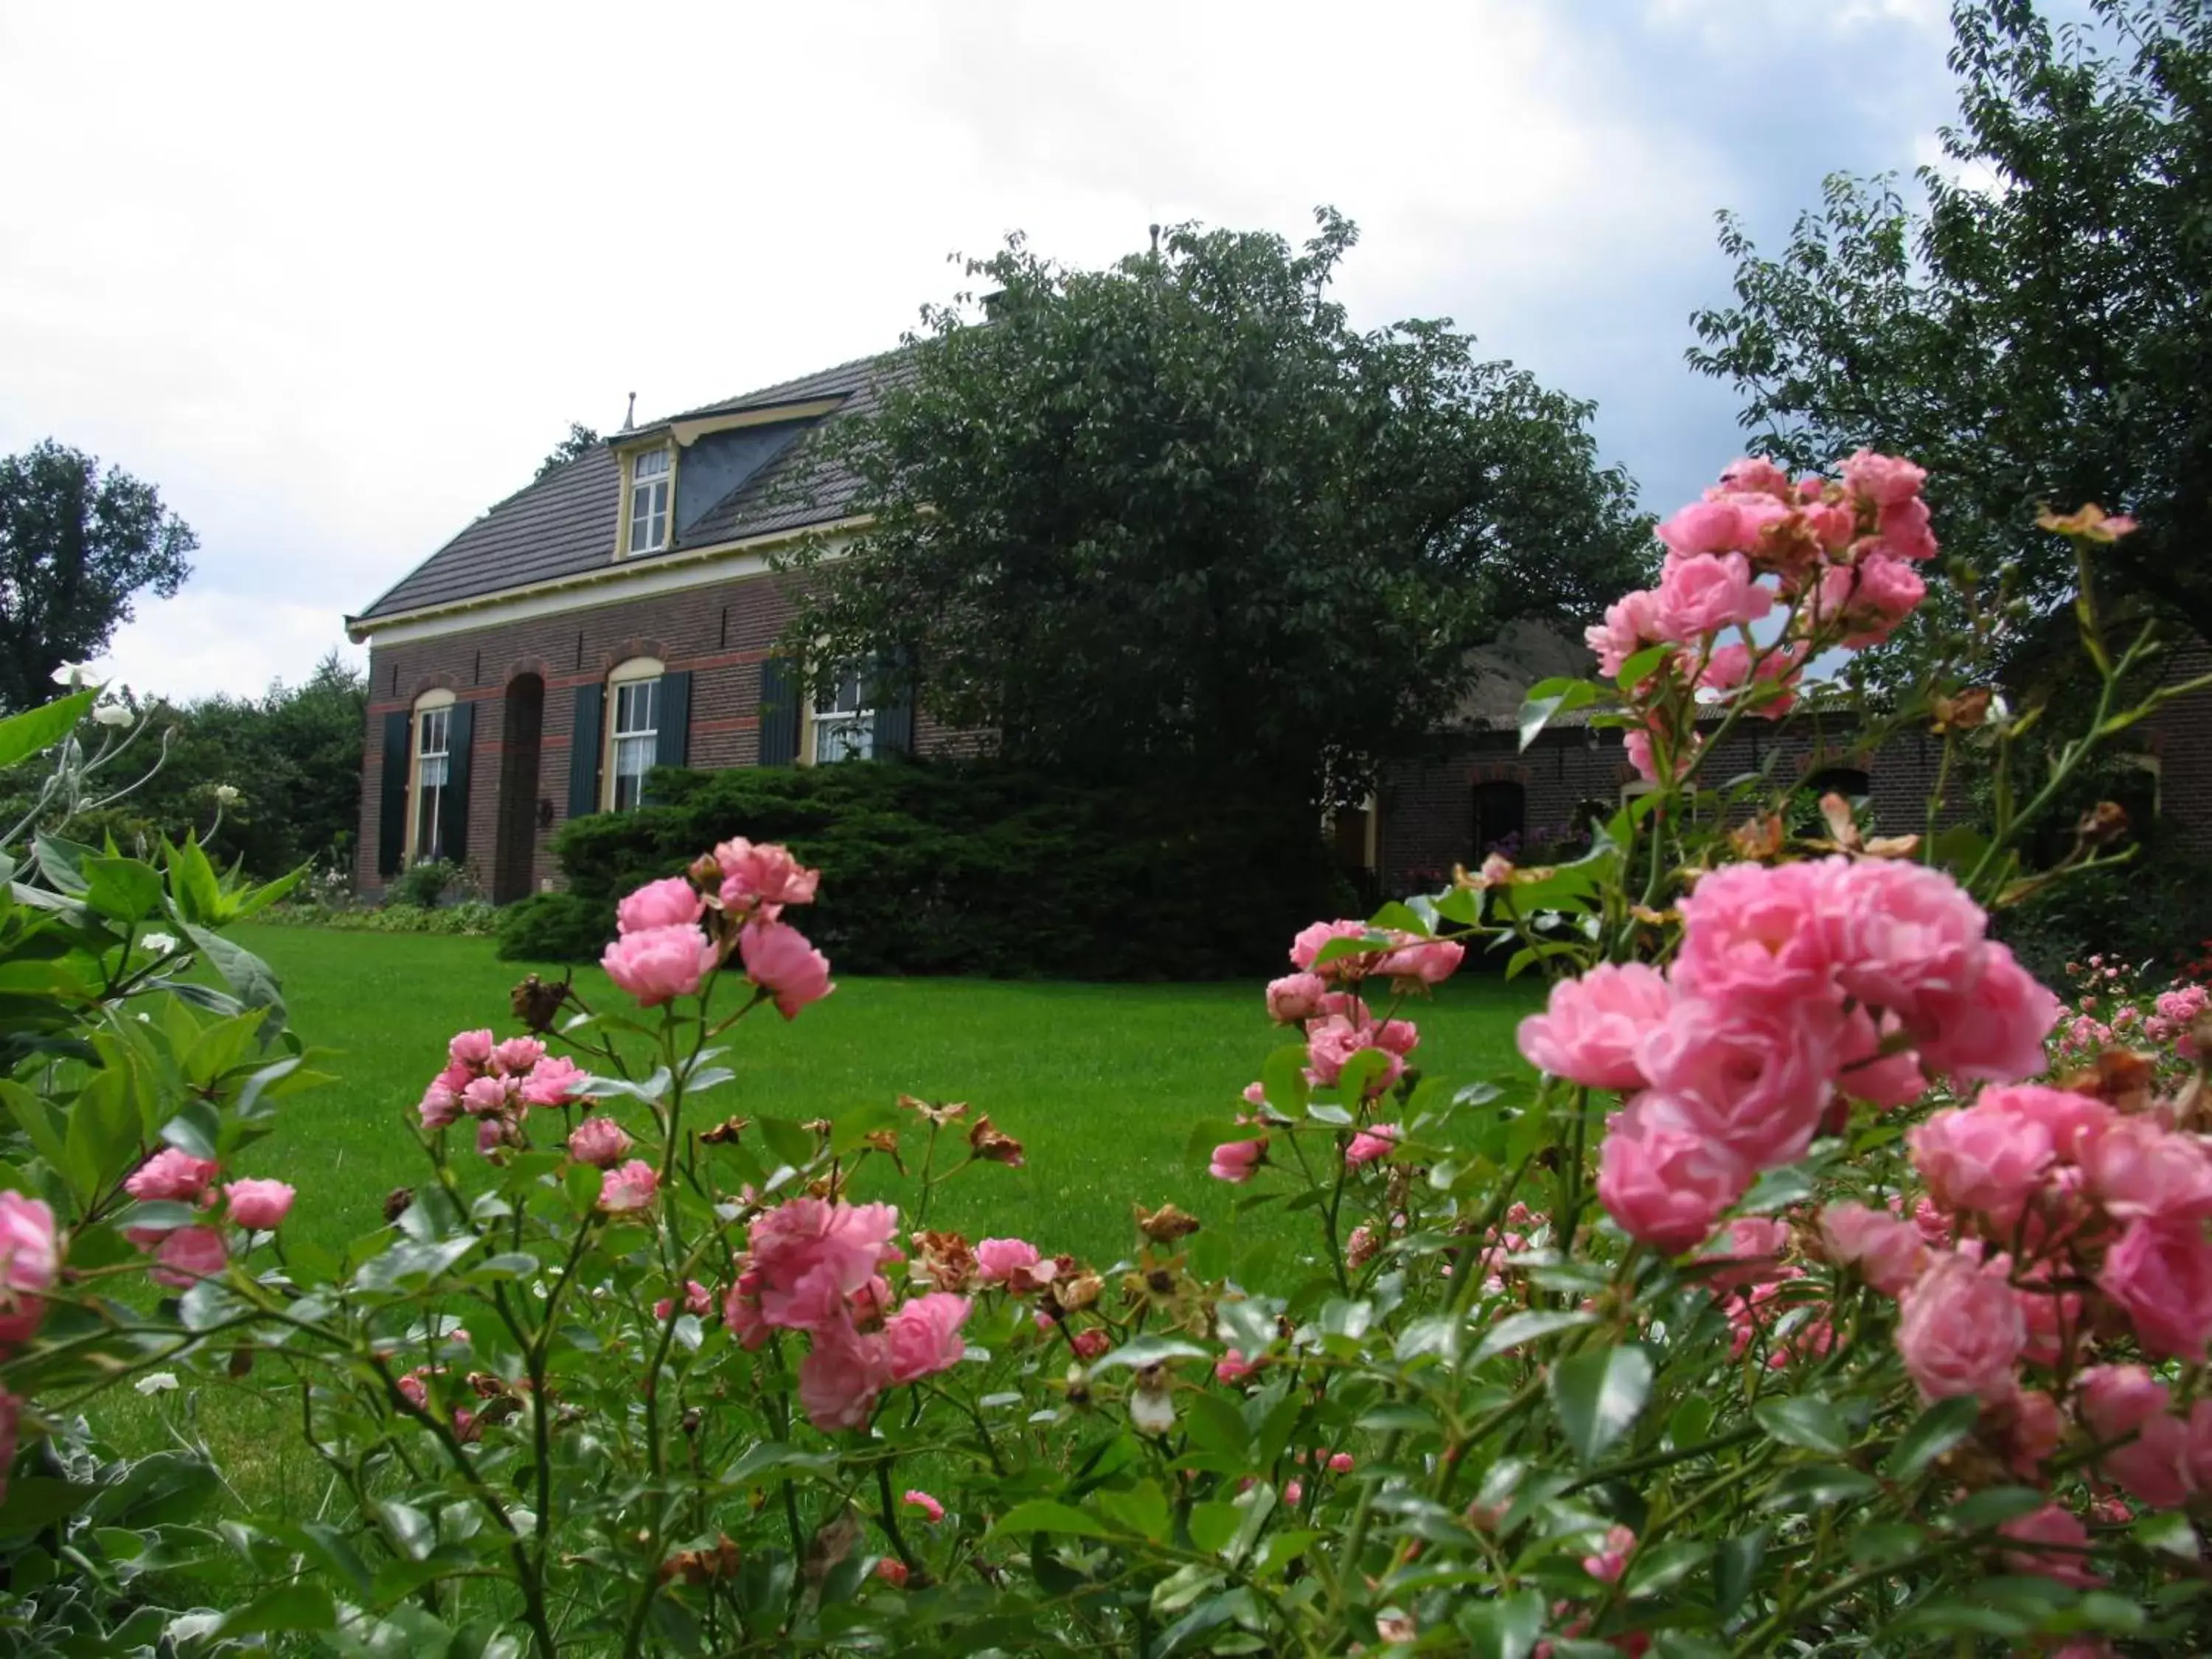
[568, 682, 604, 820]
[376, 710, 410, 876]
[758, 656, 800, 766]
[872, 652, 915, 757]
[655, 670, 692, 770]
[438, 698, 475, 863]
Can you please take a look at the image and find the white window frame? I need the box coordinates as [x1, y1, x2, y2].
[603, 658, 664, 810]
[625, 447, 672, 557]
[407, 689, 456, 863]
[808, 664, 875, 765]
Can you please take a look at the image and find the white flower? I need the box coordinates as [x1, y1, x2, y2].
[91, 702, 133, 727]
[1128, 1380, 1176, 1436]
[52, 661, 103, 689]
[140, 931, 179, 955]
[134, 1371, 180, 1394]
[212, 785, 241, 806]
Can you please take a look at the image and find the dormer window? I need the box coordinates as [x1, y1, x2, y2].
[627, 448, 671, 556]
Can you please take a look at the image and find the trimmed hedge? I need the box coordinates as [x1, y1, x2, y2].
[498, 760, 1357, 979]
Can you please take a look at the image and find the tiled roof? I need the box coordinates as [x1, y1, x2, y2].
[353, 350, 904, 622]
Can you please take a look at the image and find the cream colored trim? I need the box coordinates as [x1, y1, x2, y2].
[669, 400, 843, 447]
[402, 689, 458, 862]
[601, 659, 666, 810]
[618, 444, 675, 561]
[347, 520, 868, 646]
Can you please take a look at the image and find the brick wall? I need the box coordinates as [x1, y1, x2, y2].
[357, 567, 967, 900]
[2140, 636, 2212, 852]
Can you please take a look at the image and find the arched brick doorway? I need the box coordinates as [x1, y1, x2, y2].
[493, 673, 545, 903]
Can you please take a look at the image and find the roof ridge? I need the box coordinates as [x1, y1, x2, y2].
[650, 347, 900, 428]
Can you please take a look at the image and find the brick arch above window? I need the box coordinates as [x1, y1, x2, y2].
[505, 655, 552, 685]
[599, 637, 670, 674]
[1470, 761, 1531, 786]
[408, 669, 461, 700]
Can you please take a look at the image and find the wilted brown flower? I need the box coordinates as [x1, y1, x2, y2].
[698, 1116, 749, 1145]
[2076, 801, 2130, 848]
[1135, 1201, 1202, 1243]
[508, 973, 571, 1034]
[2059, 1048, 2157, 1116]
[909, 1229, 979, 1293]
[900, 1093, 969, 1127]
[382, 1187, 415, 1225]
[1729, 813, 1787, 861]
[1051, 1270, 1105, 1314]
[2037, 503, 2138, 542]
[1931, 686, 1994, 732]
[968, 1115, 1025, 1166]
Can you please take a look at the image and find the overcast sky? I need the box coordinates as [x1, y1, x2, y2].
[0, 0, 1972, 703]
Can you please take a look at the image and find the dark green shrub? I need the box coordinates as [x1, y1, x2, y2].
[504, 759, 1357, 978]
[1996, 828, 2212, 987]
[261, 900, 501, 936]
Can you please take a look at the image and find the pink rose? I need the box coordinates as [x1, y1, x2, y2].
[2080, 1365, 2191, 1509]
[974, 1237, 1042, 1284]
[1215, 1349, 1257, 1383]
[1817, 858, 1987, 1024]
[616, 876, 703, 936]
[1697, 640, 1804, 720]
[902, 1489, 945, 1523]
[1816, 1201, 1924, 1295]
[1208, 1138, 1267, 1184]
[885, 1293, 970, 1382]
[1657, 498, 1750, 557]
[567, 1115, 633, 1168]
[797, 1326, 893, 1431]
[0, 1192, 59, 1343]
[1999, 1506, 2100, 1587]
[462, 1075, 514, 1119]
[490, 1036, 547, 1075]
[1635, 997, 1839, 1171]
[125, 1147, 220, 1205]
[1304, 1018, 1406, 1094]
[1652, 552, 1773, 641]
[519, 1055, 588, 1109]
[1718, 456, 1792, 496]
[748, 1199, 902, 1331]
[2001, 1388, 2062, 1478]
[1266, 972, 1329, 1024]
[738, 919, 834, 1020]
[448, 1029, 495, 1068]
[2084, 1117, 2212, 1222]
[1517, 962, 1673, 1092]
[1624, 723, 1697, 784]
[1908, 1104, 2054, 1225]
[1697, 1217, 1792, 1292]
[1672, 860, 1832, 1010]
[1281, 1479, 1304, 1506]
[1585, 588, 1664, 678]
[1834, 1006, 1924, 1108]
[1914, 946, 2062, 1086]
[722, 1270, 771, 1349]
[2184, 1398, 2212, 1499]
[417, 1082, 462, 1130]
[1595, 1117, 1750, 1255]
[1375, 939, 1465, 984]
[1288, 919, 1371, 978]
[1840, 449, 1927, 509]
[1876, 494, 1939, 562]
[601, 924, 717, 1007]
[2101, 1218, 2212, 1360]
[151, 1224, 229, 1290]
[1983, 1084, 2113, 1163]
[1820, 553, 1925, 647]
[1071, 1328, 1110, 1360]
[597, 1159, 661, 1214]
[1895, 1253, 2025, 1402]
[1582, 1525, 1636, 1585]
[396, 1370, 430, 1409]
[1344, 1124, 1399, 1167]
[224, 1179, 294, 1231]
[714, 838, 821, 915]
[476, 1119, 512, 1155]
[653, 1280, 714, 1321]
[1326, 1451, 1354, 1474]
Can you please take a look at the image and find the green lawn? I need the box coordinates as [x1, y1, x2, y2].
[229, 924, 1544, 1270]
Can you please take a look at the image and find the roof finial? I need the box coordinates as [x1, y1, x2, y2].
[621, 392, 636, 432]
[1149, 222, 1161, 257]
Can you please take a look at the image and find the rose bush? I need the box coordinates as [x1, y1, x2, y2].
[7, 456, 2212, 1655]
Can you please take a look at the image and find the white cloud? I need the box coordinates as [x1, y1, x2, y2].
[0, 0, 1958, 702]
[102, 590, 363, 706]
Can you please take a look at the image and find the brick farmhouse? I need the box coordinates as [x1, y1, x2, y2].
[349, 352, 2212, 904]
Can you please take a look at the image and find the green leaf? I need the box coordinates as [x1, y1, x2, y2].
[32, 833, 94, 897]
[1092, 1333, 1208, 1372]
[163, 834, 225, 924]
[215, 1580, 338, 1635]
[0, 1079, 67, 1174]
[1458, 1585, 1546, 1659]
[1517, 677, 1601, 752]
[755, 1115, 816, 1169]
[1715, 1530, 1767, 1618]
[1094, 1479, 1170, 1542]
[1848, 1523, 1924, 1568]
[62, 1065, 137, 1203]
[83, 855, 164, 922]
[1761, 1465, 1879, 1512]
[182, 923, 285, 1031]
[990, 1500, 1119, 1540]
[1547, 1344, 1652, 1464]
[1615, 644, 1670, 689]
[0, 689, 94, 770]
[1470, 1308, 1596, 1368]
[1947, 1486, 2050, 1529]
[1262, 1043, 1310, 1118]
[1882, 1394, 1980, 1480]
[1666, 1394, 1714, 1451]
[2133, 1509, 2199, 1559]
[1752, 1395, 1851, 1456]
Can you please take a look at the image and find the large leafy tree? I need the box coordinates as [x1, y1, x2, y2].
[1689, 0, 2212, 651]
[536, 422, 600, 481]
[785, 210, 1650, 804]
[0, 440, 195, 711]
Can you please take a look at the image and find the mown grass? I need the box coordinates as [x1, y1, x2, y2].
[97, 925, 1543, 1520]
